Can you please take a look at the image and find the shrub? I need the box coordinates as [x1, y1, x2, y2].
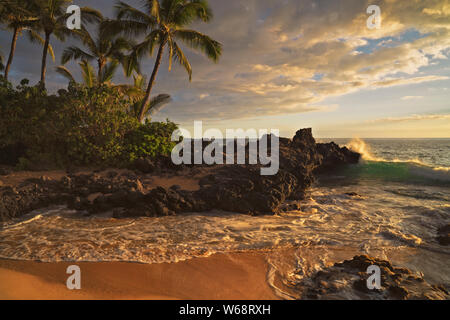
[0, 78, 178, 169]
[124, 120, 178, 163]
[0, 78, 63, 168]
[57, 84, 140, 166]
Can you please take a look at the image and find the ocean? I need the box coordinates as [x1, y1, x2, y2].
[1, 138, 449, 299]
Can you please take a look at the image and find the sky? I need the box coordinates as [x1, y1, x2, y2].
[1, 0, 449, 138]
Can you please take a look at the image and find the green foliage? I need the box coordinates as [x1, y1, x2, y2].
[0, 77, 178, 169]
[57, 83, 141, 166]
[124, 120, 178, 162]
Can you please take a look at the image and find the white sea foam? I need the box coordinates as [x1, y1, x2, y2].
[0, 138, 448, 298]
[0, 182, 448, 267]
[342, 138, 450, 183]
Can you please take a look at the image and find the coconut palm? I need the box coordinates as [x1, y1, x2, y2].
[56, 60, 120, 87]
[0, 45, 4, 72]
[61, 20, 135, 82]
[32, 0, 102, 86]
[57, 65, 171, 121]
[103, 0, 222, 122]
[117, 73, 172, 120]
[139, 93, 172, 121]
[115, 73, 147, 101]
[0, 0, 48, 80]
[0, 3, 5, 72]
[0, 51, 4, 72]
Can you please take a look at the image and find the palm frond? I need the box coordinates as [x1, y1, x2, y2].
[55, 65, 76, 83]
[114, 73, 147, 105]
[121, 52, 141, 77]
[61, 46, 94, 64]
[173, 0, 213, 26]
[79, 7, 103, 24]
[100, 61, 119, 84]
[171, 40, 192, 80]
[115, 1, 154, 24]
[26, 29, 56, 61]
[168, 36, 174, 71]
[147, 93, 172, 117]
[104, 0, 222, 122]
[133, 30, 162, 58]
[174, 29, 222, 63]
[72, 26, 98, 54]
[149, 0, 161, 23]
[101, 18, 151, 38]
[79, 60, 96, 88]
[134, 73, 147, 90]
[109, 37, 133, 55]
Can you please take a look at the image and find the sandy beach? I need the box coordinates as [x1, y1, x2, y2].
[0, 252, 279, 300]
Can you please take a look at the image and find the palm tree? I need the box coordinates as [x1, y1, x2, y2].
[0, 4, 4, 72]
[140, 93, 172, 121]
[0, 51, 4, 72]
[103, 0, 222, 122]
[62, 20, 134, 82]
[32, 0, 102, 86]
[57, 65, 171, 121]
[0, 0, 46, 80]
[117, 73, 172, 120]
[56, 60, 120, 88]
[115, 73, 148, 101]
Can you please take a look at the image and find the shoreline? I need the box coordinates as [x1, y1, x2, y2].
[0, 251, 279, 300]
[0, 129, 361, 222]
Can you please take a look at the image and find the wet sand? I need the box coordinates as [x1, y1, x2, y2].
[0, 168, 203, 192]
[0, 252, 279, 300]
[0, 168, 277, 300]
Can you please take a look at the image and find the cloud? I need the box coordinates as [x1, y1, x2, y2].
[1, 0, 450, 126]
[373, 76, 449, 88]
[151, 0, 450, 123]
[370, 114, 450, 123]
[401, 96, 424, 100]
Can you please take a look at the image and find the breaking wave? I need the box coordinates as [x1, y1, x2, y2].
[344, 138, 450, 185]
[0, 137, 448, 299]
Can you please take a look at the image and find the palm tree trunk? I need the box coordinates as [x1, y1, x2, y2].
[138, 42, 166, 122]
[4, 27, 19, 80]
[40, 32, 51, 86]
[98, 59, 105, 84]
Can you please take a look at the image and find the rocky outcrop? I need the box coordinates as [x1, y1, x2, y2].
[0, 128, 360, 221]
[299, 255, 449, 300]
[0, 177, 70, 221]
[316, 142, 361, 172]
[195, 166, 299, 214]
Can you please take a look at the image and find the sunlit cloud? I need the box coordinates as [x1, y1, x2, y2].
[1, 0, 449, 136]
[149, 0, 450, 123]
[401, 96, 424, 100]
[370, 114, 450, 123]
